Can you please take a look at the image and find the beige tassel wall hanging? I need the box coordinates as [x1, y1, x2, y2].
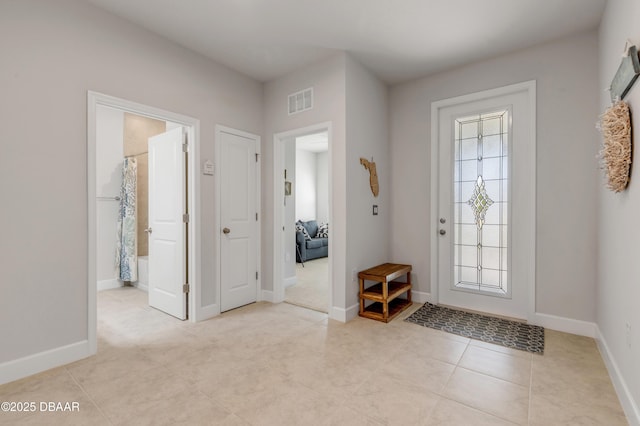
[597, 100, 632, 193]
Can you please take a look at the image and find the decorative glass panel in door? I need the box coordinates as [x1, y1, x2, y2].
[453, 110, 510, 297]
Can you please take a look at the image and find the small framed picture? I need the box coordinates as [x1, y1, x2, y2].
[610, 45, 640, 102]
[284, 181, 292, 196]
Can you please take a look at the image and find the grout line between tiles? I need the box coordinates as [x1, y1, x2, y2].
[436, 394, 521, 425]
[442, 366, 530, 425]
[457, 346, 532, 387]
[527, 352, 534, 425]
[440, 340, 471, 393]
[64, 367, 115, 425]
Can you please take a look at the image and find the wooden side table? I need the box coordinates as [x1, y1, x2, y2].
[358, 263, 412, 323]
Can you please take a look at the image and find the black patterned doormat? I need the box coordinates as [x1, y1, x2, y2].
[405, 303, 544, 354]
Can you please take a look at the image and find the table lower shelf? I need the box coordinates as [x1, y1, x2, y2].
[360, 281, 411, 303]
[359, 298, 412, 323]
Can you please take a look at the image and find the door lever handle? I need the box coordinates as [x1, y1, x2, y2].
[144, 228, 152, 234]
[223, 227, 231, 234]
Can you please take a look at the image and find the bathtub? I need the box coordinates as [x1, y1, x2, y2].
[136, 256, 149, 291]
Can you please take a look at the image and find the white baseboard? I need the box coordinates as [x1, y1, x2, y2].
[260, 289, 274, 303]
[424, 297, 596, 338]
[97, 278, 121, 292]
[596, 327, 640, 425]
[411, 291, 432, 304]
[0, 340, 92, 386]
[193, 303, 219, 322]
[284, 276, 297, 288]
[530, 313, 597, 338]
[132, 282, 148, 292]
[330, 303, 359, 323]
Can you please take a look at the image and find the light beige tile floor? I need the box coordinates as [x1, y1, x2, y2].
[285, 257, 329, 313]
[0, 287, 628, 425]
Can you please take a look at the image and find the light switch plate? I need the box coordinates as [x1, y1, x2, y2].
[373, 205, 378, 215]
[203, 160, 214, 176]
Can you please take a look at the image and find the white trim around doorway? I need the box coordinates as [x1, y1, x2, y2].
[273, 122, 334, 318]
[430, 81, 536, 322]
[87, 91, 202, 357]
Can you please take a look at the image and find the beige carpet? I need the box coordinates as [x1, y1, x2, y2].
[285, 257, 329, 313]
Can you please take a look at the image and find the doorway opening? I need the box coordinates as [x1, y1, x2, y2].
[284, 132, 329, 313]
[273, 123, 332, 315]
[87, 92, 201, 354]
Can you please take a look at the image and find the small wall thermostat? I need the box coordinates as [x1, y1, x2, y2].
[203, 160, 214, 176]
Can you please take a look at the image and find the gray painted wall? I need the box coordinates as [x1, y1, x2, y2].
[345, 55, 390, 309]
[262, 53, 390, 313]
[389, 31, 600, 321]
[0, 0, 262, 363]
[262, 53, 347, 309]
[598, 0, 640, 415]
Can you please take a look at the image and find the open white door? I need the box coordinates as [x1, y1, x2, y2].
[220, 129, 258, 312]
[148, 127, 187, 320]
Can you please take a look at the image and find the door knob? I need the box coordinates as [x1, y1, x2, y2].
[439, 229, 446, 235]
[439, 218, 446, 224]
[223, 227, 231, 234]
[144, 228, 152, 234]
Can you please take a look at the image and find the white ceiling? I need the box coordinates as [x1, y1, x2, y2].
[296, 132, 328, 153]
[85, 0, 607, 84]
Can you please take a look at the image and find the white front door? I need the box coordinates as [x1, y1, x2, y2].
[434, 82, 535, 320]
[148, 127, 187, 320]
[220, 129, 258, 312]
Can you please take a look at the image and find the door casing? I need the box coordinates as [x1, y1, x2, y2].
[87, 91, 201, 355]
[430, 81, 536, 321]
[272, 123, 333, 316]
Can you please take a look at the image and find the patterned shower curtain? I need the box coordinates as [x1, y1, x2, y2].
[115, 157, 138, 282]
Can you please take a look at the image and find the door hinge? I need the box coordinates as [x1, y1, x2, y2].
[256, 271, 259, 280]
[182, 143, 189, 153]
[256, 212, 258, 221]
[255, 153, 259, 162]
[183, 213, 190, 223]
[183, 284, 190, 293]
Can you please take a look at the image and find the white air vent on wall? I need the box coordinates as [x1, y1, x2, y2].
[288, 87, 313, 115]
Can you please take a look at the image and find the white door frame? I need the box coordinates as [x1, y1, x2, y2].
[430, 81, 536, 321]
[87, 91, 201, 354]
[273, 122, 333, 315]
[215, 125, 261, 314]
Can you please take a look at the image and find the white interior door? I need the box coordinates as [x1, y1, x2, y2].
[435, 83, 535, 320]
[148, 127, 187, 319]
[220, 130, 258, 312]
